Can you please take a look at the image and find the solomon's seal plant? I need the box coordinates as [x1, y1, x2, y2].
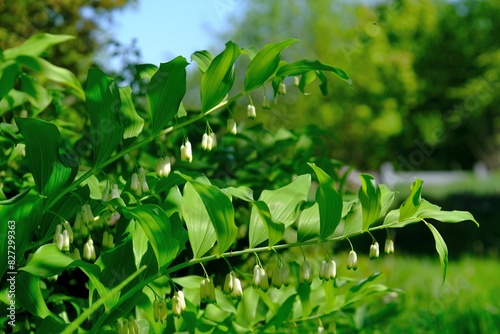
[0, 34, 478, 333]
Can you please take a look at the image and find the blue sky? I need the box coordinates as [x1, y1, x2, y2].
[110, 0, 243, 66]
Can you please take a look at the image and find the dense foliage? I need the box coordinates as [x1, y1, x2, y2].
[0, 34, 477, 333]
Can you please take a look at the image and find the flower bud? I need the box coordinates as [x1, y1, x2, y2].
[180, 140, 193, 163]
[201, 133, 210, 150]
[129, 315, 139, 334]
[83, 238, 96, 262]
[153, 299, 160, 323]
[328, 260, 337, 280]
[109, 212, 120, 227]
[281, 265, 290, 287]
[63, 221, 73, 243]
[74, 211, 82, 232]
[111, 184, 120, 199]
[300, 260, 312, 284]
[130, 173, 139, 193]
[158, 299, 167, 324]
[278, 82, 286, 95]
[102, 186, 110, 202]
[347, 250, 358, 271]
[223, 271, 235, 295]
[385, 238, 395, 254]
[230, 277, 243, 300]
[227, 119, 237, 135]
[319, 260, 330, 281]
[252, 265, 261, 289]
[72, 248, 81, 260]
[247, 104, 256, 120]
[62, 230, 70, 252]
[294, 76, 300, 87]
[262, 95, 270, 109]
[272, 267, 282, 289]
[200, 278, 217, 304]
[370, 241, 380, 260]
[54, 224, 62, 243]
[56, 232, 64, 251]
[210, 133, 217, 148]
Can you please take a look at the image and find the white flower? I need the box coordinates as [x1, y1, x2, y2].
[319, 260, 329, 281]
[347, 250, 358, 271]
[62, 230, 70, 251]
[139, 167, 149, 193]
[111, 184, 120, 199]
[83, 238, 96, 261]
[130, 173, 139, 194]
[227, 119, 237, 135]
[328, 260, 336, 279]
[278, 82, 286, 95]
[385, 238, 395, 254]
[210, 133, 217, 148]
[200, 278, 217, 304]
[370, 241, 380, 260]
[300, 260, 312, 284]
[156, 157, 171, 177]
[172, 291, 186, 317]
[230, 277, 243, 300]
[63, 221, 73, 243]
[223, 271, 235, 295]
[294, 76, 300, 87]
[201, 133, 210, 150]
[56, 231, 64, 251]
[180, 140, 193, 163]
[247, 104, 256, 120]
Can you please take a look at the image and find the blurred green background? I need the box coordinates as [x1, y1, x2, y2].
[1, 0, 499, 332]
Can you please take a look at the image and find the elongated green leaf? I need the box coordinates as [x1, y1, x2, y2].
[3, 33, 74, 59]
[20, 73, 52, 113]
[0, 89, 28, 115]
[188, 181, 238, 254]
[418, 209, 479, 226]
[249, 174, 310, 247]
[264, 294, 296, 330]
[308, 163, 343, 239]
[85, 68, 124, 167]
[252, 200, 284, 247]
[0, 187, 31, 205]
[343, 201, 362, 236]
[43, 160, 74, 201]
[425, 222, 448, 283]
[147, 56, 188, 133]
[399, 178, 423, 220]
[122, 205, 180, 272]
[201, 41, 241, 112]
[244, 38, 297, 92]
[191, 50, 214, 73]
[182, 182, 216, 258]
[297, 203, 320, 242]
[0, 61, 18, 99]
[16, 55, 85, 99]
[277, 59, 352, 84]
[16, 118, 62, 195]
[16, 271, 63, 321]
[118, 86, 144, 138]
[358, 174, 381, 231]
[224, 186, 254, 202]
[380, 184, 396, 216]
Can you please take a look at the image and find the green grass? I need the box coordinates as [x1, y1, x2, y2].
[336, 254, 500, 333]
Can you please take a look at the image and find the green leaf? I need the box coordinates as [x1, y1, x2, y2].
[16, 55, 85, 100]
[136, 63, 158, 81]
[425, 222, 448, 283]
[201, 41, 241, 112]
[16, 118, 66, 196]
[358, 174, 381, 231]
[191, 50, 214, 73]
[0, 89, 28, 115]
[308, 163, 343, 239]
[0, 187, 31, 205]
[118, 86, 144, 139]
[297, 203, 320, 242]
[224, 186, 254, 202]
[3, 33, 74, 59]
[343, 201, 363, 236]
[147, 56, 188, 133]
[244, 38, 297, 92]
[252, 200, 285, 247]
[181, 182, 216, 258]
[264, 294, 296, 330]
[20, 73, 52, 113]
[249, 174, 310, 247]
[122, 205, 180, 272]
[276, 59, 352, 84]
[418, 209, 479, 226]
[0, 122, 22, 143]
[399, 178, 424, 220]
[188, 181, 238, 254]
[85, 68, 125, 167]
[380, 184, 396, 216]
[0, 61, 19, 99]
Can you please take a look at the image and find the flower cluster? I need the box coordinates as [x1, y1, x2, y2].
[369, 241, 380, 260]
[54, 221, 73, 252]
[83, 238, 96, 262]
[201, 132, 217, 151]
[247, 104, 256, 120]
[200, 278, 217, 304]
[172, 291, 186, 318]
[74, 204, 95, 238]
[102, 231, 114, 249]
[130, 167, 149, 196]
[385, 238, 395, 254]
[153, 298, 167, 324]
[319, 260, 337, 281]
[252, 265, 270, 292]
[102, 184, 120, 202]
[223, 271, 243, 300]
[116, 316, 139, 334]
[271, 265, 290, 289]
[156, 157, 171, 178]
[180, 140, 193, 163]
[346, 250, 358, 271]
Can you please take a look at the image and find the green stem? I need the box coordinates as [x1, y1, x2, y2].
[62, 265, 147, 334]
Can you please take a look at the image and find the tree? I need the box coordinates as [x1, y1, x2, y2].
[221, 0, 500, 170]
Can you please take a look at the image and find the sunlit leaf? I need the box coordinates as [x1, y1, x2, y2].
[201, 41, 241, 112]
[122, 205, 180, 272]
[191, 50, 214, 73]
[358, 174, 381, 231]
[147, 56, 188, 133]
[425, 222, 448, 283]
[3, 33, 74, 59]
[277, 59, 352, 84]
[16, 55, 85, 99]
[118, 86, 144, 138]
[252, 200, 284, 247]
[249, 174, 310, 247]
[16, 272, 63, 321]
[244, 38, 297, 92]
[136, 63, 158, 81]
[298, 203, 320, 242]
[308, 163, 343, 239]
[85, 68, 124, 167]
[399, 178, 423, 220]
